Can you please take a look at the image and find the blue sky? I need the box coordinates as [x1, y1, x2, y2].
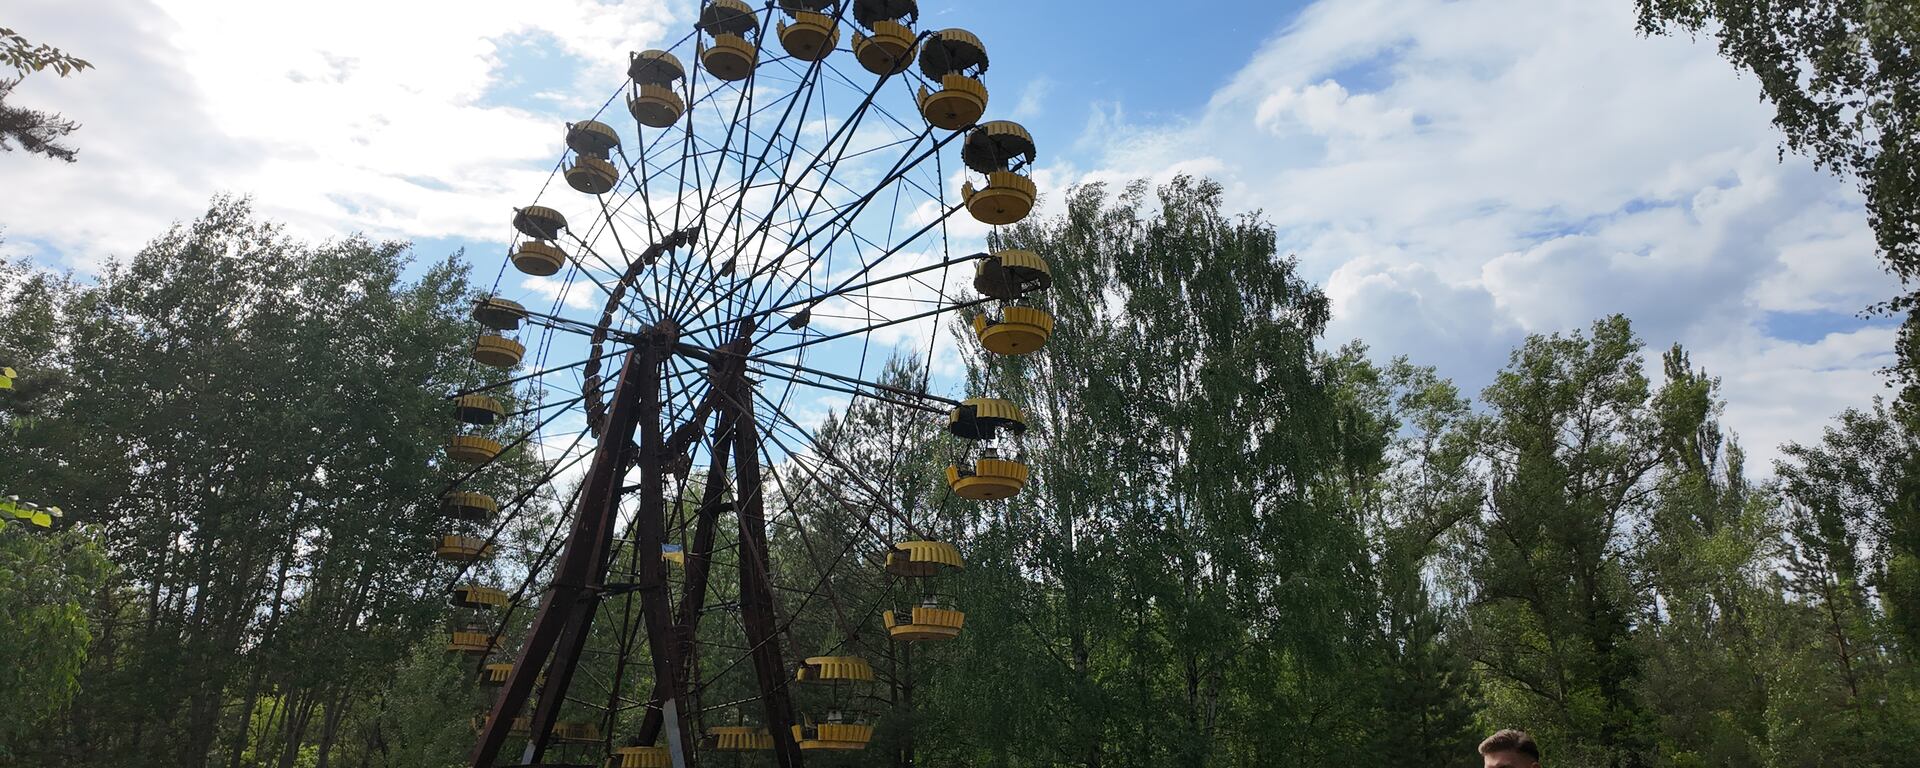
[2, 0, 1899, 468]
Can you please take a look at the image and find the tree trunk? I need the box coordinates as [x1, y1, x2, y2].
[314, 689, 351, 768]
[276, 693, 320, 768]
[229, 541, 294, 768]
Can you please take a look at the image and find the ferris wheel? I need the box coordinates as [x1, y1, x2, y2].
[432, 1, 1056, 765]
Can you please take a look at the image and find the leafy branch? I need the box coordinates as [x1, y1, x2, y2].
[1, 27, 91, 77]
[0, 494, 62, 529]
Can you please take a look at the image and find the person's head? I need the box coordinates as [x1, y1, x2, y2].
[1479, 729, 1541, 768]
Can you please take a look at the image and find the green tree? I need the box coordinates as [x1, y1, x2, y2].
[1768, 400, 1920, 764]
[1636, 346, 1776, 766]
[1466, 316, 1660, 768]
[0, 197, 531, 767]
[1778, 399, 1920, 654]
[353, 640, 486, 768]
[0, 255, 109, 759]
[920, 177, 1379, 768]
[0, 523, 110, 758]
[1330, 348, 1484, 767]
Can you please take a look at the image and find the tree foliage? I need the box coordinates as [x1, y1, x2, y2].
[0, 197, 539, 767]
[0, 523, 109, 758]
[910, 177, 1383, 767]
[0, 77, 79, 162]
[1463, 317, 1660, 767]
[0, 27, 87, 162]
[2, 182, 1918, 767]
[1632, 0, 1920, 390]
[1626, 8, 1920, 763]
[0, 28, 90, 77]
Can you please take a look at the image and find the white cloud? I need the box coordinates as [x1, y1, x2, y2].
[520, 273, 597, 311]
[3, 0, 689, 268]
[1009, 77, 1052, 122]
[1047, 0, 1897, 468]
[1703, 326, 1898, 468]
[1254, 80, 1415, 143]
[1324, 256, 1524, 380]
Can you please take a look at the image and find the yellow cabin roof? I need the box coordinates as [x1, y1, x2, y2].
[852, 0, 917, 27]
[706, 726, 774, 751]
[974, 249, 1052, 299]
[796, 655, 875, 683]
[453, 394, 505, 422]
[961, 120, 1035, 173]
[452, 584, 510, 609]
[965, 396, 1022, 421]
[700, 0, 758, 35]
[886, 540, 964, 577]
[440, 490, 498, 517]
[917, 27, 987, 78]
[565, 120, 620, 156]
[470, 297, 525, 331]
[947, 397, 1026, 439]
[613, 746, 670, 767]
[628, 49, 685, 84]
[512, 206, 567, 240]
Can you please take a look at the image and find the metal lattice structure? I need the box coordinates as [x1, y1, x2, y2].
[432, 1, 1056, 766]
